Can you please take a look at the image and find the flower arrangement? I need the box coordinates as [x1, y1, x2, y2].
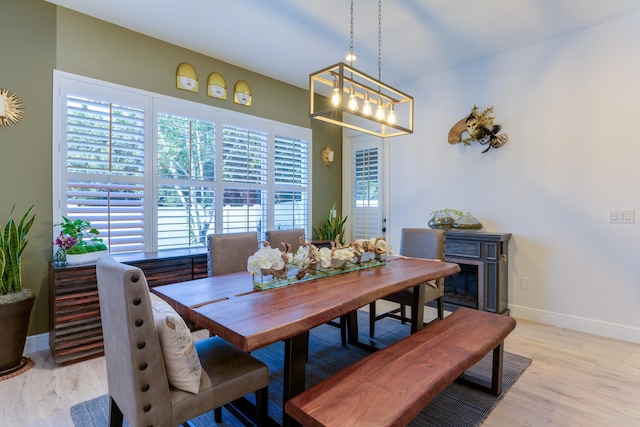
[54, 217, 108, 264]
[248, 236, 391, 290]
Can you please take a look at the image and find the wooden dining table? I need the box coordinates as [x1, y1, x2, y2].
[152, 256, 460, 427]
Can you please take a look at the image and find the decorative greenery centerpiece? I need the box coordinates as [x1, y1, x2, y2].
[428, 209, 482, 231]
[54, 217, 108, 265]
[248, 236, 391, 290]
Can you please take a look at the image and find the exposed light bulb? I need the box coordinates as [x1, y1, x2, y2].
[387, 103, 396, 124]
[345, 52, 358, 62]
[330, 77, 341, 108]
[375, 98, 385, 120]
[348, 86, 359, 111]
[362, 92, 372, 116]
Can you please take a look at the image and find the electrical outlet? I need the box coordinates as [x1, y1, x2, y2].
[520, 277, 531, 291]
[609, 209, 635, 224]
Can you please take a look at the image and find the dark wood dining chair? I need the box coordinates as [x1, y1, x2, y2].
[207, 231, 259, 276]
[96, 256, 269, 427]
[369, 228, 446, 337]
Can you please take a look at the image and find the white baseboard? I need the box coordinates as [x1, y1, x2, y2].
[509, 304, 640, 344]
[25, 332, 50, 355]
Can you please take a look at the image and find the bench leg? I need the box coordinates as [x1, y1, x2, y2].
[457, 341, 504, 396]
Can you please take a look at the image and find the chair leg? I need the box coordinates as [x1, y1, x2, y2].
[369, 302, 376, 338]
[108, 396, 124, 427]
[437, 295, 444, 320]
[214, 407, 222, 423]
[255, 386, 269, 427]
[400, 303, 407, 324]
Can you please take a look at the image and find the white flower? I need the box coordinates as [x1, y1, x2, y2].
[333, 248, 356, 262]
[291, 246, 313, 270]
[375, 238, 392, 255]
[247, 246, 284, 275]
[316, 247, 333, 268]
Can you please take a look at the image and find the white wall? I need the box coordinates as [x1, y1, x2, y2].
[388, 12, 640, 343]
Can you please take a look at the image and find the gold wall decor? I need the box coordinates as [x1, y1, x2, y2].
[234, 80, 252, 106]
[321, 146, 334, 166]
[448, 105, 508, 153]
[207, 72, 227, 100]
[176, 62, 198, 92]
[0, 87, 25, 127]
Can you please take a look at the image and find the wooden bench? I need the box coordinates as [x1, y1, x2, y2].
[284, 307, 517, 427]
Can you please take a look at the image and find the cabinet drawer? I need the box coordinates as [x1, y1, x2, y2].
[445, 240, 481, 258]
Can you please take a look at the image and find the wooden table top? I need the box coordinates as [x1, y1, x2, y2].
[152, 256, 461, 352]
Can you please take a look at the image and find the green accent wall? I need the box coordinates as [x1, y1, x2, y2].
[1, 0, 341, 336]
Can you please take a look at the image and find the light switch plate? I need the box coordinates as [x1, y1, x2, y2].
[609, 209, 635, 224]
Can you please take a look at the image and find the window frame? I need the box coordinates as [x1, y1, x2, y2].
[53, 70, 312, 254]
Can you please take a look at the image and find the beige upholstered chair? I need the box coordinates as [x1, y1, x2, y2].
[96, 256, 269, 427]
[266, 228, 305, 253]
[369, 228, 446, 337]
[207, 231, 259, 276]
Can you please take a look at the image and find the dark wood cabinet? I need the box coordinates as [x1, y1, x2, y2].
[49, 250, 208, 365]
[443, 231, 511, 314]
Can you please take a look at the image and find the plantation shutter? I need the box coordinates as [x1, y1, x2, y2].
[222, 124, 268, 233]
[64, 95, 146, 253]
[273, 135, 309, 230]
[353, 146, 381, 240]
[156, 112, 216, 250]
[55, 71, 312, 253]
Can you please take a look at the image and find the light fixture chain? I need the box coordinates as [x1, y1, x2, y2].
[378, 0, 382, 81]
[350, 0, 355, 65]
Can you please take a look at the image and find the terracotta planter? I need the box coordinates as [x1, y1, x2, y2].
[0, 293, 35, 374]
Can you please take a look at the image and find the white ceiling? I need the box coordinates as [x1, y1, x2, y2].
[46, 0, 640, 89]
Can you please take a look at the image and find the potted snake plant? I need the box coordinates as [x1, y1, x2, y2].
[0, 203, 36, 376]
[312, 202, 348, 247]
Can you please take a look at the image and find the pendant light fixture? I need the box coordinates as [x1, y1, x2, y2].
[309, 0, 413, 137]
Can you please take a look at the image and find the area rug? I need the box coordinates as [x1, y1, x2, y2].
[71, 311, 531, 427]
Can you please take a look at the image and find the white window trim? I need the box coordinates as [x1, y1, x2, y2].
[53, 70, 312, 253]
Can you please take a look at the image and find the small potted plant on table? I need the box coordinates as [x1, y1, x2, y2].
[55, 217, 108, 265]
[312, 202, 348, 247]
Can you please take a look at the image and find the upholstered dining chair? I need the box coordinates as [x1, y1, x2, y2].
[266, 228, 305, 253]
[96, 256, 269, 427]
[207, 231, 259, 276]
[369, 228, 447, 337]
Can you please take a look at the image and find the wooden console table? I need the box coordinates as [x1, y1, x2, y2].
[48, 249, 208, 365]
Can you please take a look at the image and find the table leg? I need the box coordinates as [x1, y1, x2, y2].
[410, 283, 426, 334]
[282, 331, 309, 427]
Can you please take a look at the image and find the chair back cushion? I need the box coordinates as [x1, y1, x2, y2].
[96, 256, 171, 426]
[266, 229, 305, 253]
[400, 228, 446, 261]
[208, 231, 259, 276]
[150, 294, 202, 394]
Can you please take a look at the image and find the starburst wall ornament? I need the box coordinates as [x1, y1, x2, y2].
[0, 87, 26, 127]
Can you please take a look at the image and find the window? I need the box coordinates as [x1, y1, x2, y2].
[352, 145, 381, 239]
[53, 71, 311, 254]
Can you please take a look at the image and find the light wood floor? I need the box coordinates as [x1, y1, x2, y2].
[2, 311, 639, 427]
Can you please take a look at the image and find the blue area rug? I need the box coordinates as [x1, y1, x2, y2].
[71, 311, 530, 426]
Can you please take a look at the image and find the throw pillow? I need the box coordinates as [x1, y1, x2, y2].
[150, 293, 202, 394]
